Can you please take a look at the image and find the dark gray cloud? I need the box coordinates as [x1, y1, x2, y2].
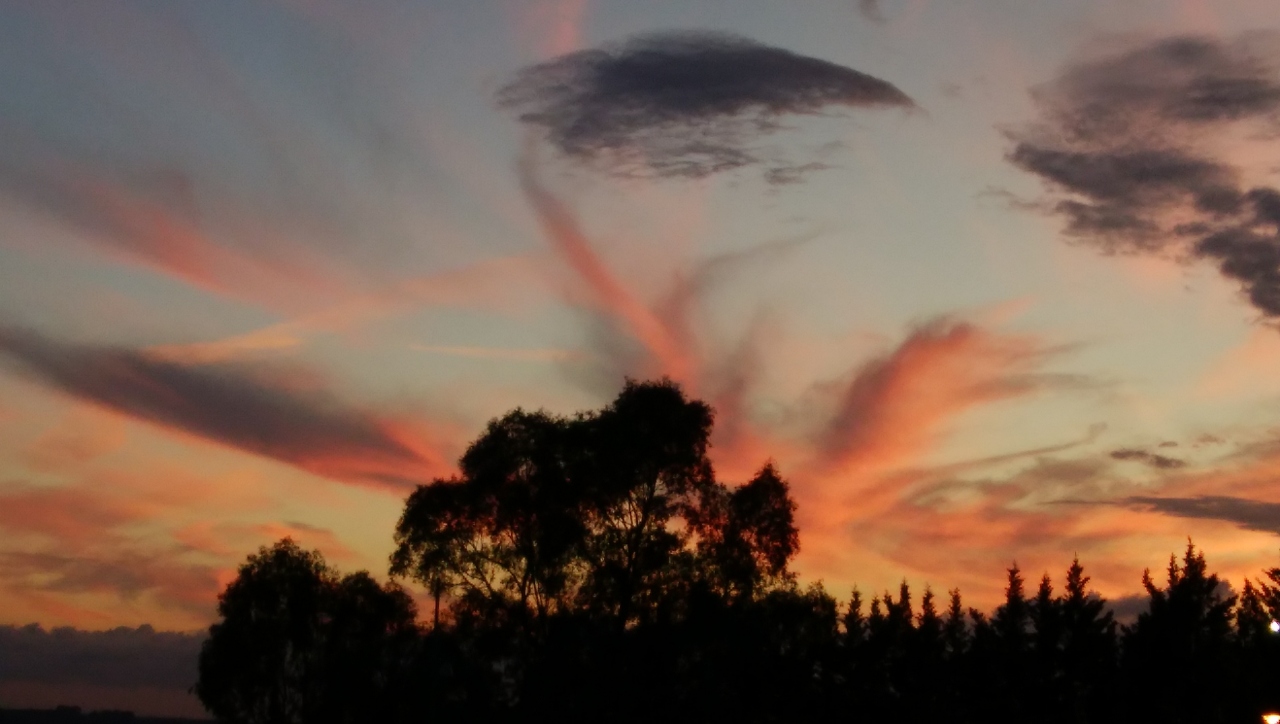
[500, 31, 913, 179]
[0, 328, 433, 489]
[1107, 593, 1149, 624]
[1010, 34, 1280, 318]
[764, 162, 834, 186]
[0, 623, 202, 693]
[1125, 494, 1280, 535]
[1109, 448, 1187, 469]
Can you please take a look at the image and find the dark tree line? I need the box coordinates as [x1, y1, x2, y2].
[196, 380, 1280, 723]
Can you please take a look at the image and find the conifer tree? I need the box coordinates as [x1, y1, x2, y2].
[1122, 540, 1236, 723]
[992, 564, 1029, 649]
[942, 588, 969, 658]
[1057, 557, 1117, 723]
[1258, 561, 1280, 621]
[918, 586, 943, 644]
[1236, 578, 1270, 644]
[843, 586, 867, 648]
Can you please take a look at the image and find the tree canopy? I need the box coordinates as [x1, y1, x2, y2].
[197, 379, 1280, 724]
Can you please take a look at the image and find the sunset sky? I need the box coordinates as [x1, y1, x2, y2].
[3, 0, 1280, 715]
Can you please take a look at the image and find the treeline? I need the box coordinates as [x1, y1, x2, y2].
[195, 380, 1280, 723]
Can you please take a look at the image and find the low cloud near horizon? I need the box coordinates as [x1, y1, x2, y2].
[0, 623, 206, 718]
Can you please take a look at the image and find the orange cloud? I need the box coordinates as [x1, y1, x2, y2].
[814, 319, 1076, 481]
[20, 409, 128, 472]
[0, 459, 281, 629]
[720, 318, 1097, 603]
[173, 519, 357, 564]
[815, 423, 1280, 610]
[0, 486, 151, 548]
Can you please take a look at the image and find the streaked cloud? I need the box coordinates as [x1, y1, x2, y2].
[518, 153, 695, 384]
[0, 328, 442, 490]
[501, 31, 913, 179]
[1124, 494, 1280, 535]
[0, 162, 333, 305]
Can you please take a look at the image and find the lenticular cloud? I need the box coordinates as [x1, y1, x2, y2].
[500, 31, 914, 181]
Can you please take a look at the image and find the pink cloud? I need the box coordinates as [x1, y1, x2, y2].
[519, 151, 696, 386]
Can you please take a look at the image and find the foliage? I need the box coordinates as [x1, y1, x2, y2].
[197, 379, 1280, 723]
[195, 540, 417, 724]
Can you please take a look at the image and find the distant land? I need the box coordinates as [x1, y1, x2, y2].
[0, 706, 208, 723]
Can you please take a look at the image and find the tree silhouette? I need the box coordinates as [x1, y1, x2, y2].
[195, 539, 417, 724]
[192, 380, 1280, 724]
[1238, 561, 1280, 718]
[1057, 557, 1117, 722]
[1121, 540, 1237, 724]
[196, 539, 332, 724]
[694, 462, 799, 602]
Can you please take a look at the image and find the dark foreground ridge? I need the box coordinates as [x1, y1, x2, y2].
[0, 707, 207, 724]
[194, 380, 1280, 724]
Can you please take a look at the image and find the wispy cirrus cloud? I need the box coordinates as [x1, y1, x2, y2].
[815, 318, 1090, 476]
[518, 151, 822, 401]
[755, 316, 1105, 598]
[1009, 34, 1280, 318]
[145, 253, 555, 366]
[0, 160, 340, 307]
[518, 153, 696, 385]
[0, 550, 221, 619]
[500, 31, 914, 180]
[0, 459, 353, 629]
[0, 2, 517, 318]
[0, 478, 234, 627]
[835, 420, 1280, 608]
[410, 344, 585, 363]
[0, 328, 444, 490]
